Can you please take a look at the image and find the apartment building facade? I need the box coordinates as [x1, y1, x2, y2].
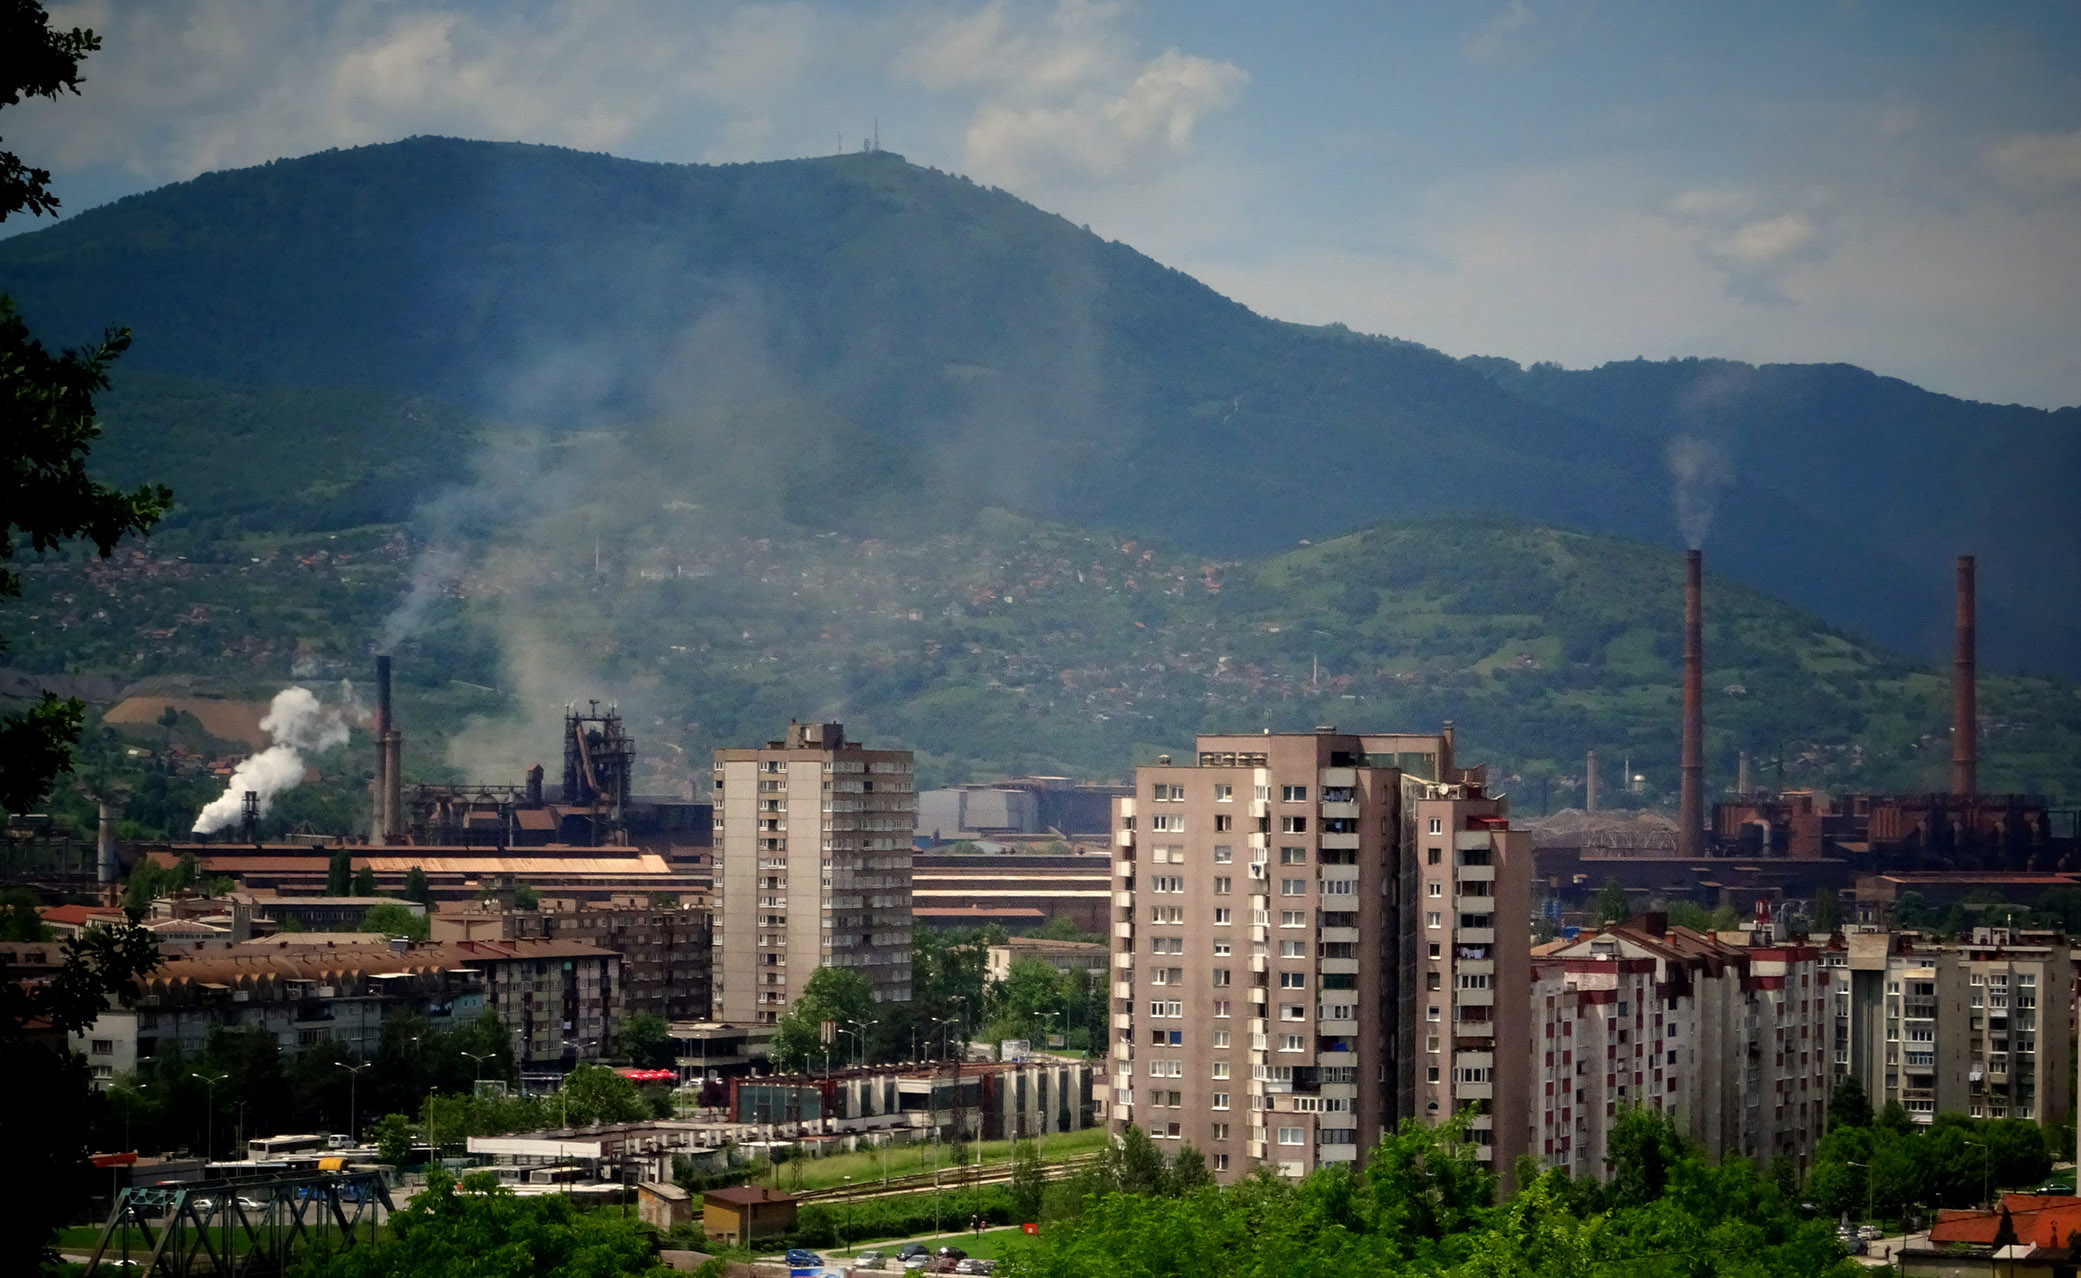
[1534, 916, 1831, 1177]
[1829, 927, 2071, 1130]
[1108, 727, 1530, 1184]
[434, 901, 715, 1022]
[712, 722, 915, 1028]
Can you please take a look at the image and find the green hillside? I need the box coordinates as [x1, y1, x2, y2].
[16, 502, 2080, 833]
[3, 137, 2073, 675]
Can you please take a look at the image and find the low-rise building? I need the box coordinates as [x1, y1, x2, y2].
[728, 1058, 1095, 1142]
[985, 936, 1110, 983]
[433, 901, 713, 1023]
[69, 944, 489, 1087]
[703, 1186, 798, 1245]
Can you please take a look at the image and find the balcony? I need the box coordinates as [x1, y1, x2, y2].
[1319, 832, 1361, 850]
[1319, 957, 1360, 976]
[1456, 863, 1495, 882]
[1113, 950, 1135, 969]
[1115, 981, 1135, 999]
[1457, 927, 1497, 945]
[1319, 801, 1360, 821]
[1115, 829, 1135, 847]
[1318, 926, 1359, 944]
[1114, 890, 1134, 907]
[1318, 1019, 1359, 1036]
[1112, 1012, 1134, 1030]
[1457, 988, 1495, 1008]
[1114, 921, 1135, 940]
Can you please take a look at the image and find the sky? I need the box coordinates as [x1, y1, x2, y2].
[8, 0, 2081, 409]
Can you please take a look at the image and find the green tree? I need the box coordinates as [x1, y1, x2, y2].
[352, 864, 377, 896]
[1594, 878, 1631, 925]
[511, 882, 540, 910]
[1828, 1074, 1872, 1131]
[1605, 1104, 1692, 1207]
[360, 901, 429, 943]
[1812, 886, 1843, 933]
[985, 955, 1068, 1043]
[1010, 1138, 1044, 1221]
[769, 966, 876, 1072]
[0, 3, 170, 818]
[286, 1168, 671, 1278]
[326, 849, 352, 896]
[560, 1063, 648, 1126]
[0, 886, 50, 940]
[401, 865, 435, 907]
[0, 907, 161, 1271]
[620, 1011, 672, 1068]
[373, 1111, 414, 1165]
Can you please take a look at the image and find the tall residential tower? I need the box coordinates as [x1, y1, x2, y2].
[1109, 727, 1530, 1183]
[712, 723, 916, 1028]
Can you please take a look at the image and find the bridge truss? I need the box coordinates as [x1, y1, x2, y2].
[81, 1168, 394, 1277]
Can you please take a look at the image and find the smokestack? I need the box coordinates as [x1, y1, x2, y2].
[384, 731, 404, 844]
[1951, 555, 1976, 796]
[1678, 549, 1705, 859]
[1737, 749, 1752, 797]
[373, 655, 393, 842]
[1585, 751, 1598, 813]
[97, 802, 118, 887]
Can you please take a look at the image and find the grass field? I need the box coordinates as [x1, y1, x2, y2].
[756, 1127, 1110, 1193]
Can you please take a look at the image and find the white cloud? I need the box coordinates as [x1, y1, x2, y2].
[897, 1, 1246, 189]
[1984, 127, 2081, 196]
[21, 0, 831, 182]
[1465, 1, 1533, 64]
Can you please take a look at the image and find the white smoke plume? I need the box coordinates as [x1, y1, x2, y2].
[1665, 435, 1729, 550]
[192, 685, 354, 834]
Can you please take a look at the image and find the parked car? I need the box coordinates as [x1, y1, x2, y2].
[785, 1250, 825, 1268]
[1857, 1225, 1882, 1241]
[955, 1260, 987, 1274]
[896, 1245, 931, 1261]
[857, 1250, 887, 1268]
[902, 1259, 929, 1273]
[935, 1247, 968, 1260]
[2039, 1184, 2075, 1196]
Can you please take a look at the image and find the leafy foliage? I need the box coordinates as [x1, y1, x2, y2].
[360, 900, 429, 942]
[770, 966, 877, 1073]
[287, 1168, 670, 1278]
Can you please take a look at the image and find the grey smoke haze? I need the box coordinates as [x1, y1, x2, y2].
[1665, 435, 1729, 550]
[192, 684, 355, 832]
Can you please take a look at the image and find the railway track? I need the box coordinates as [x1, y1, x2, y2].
[794, 1153, 1100, 1203]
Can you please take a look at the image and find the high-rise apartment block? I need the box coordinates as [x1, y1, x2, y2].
[1109, 727, 1530, 1183]
[1533, 915, 1830, 1176]
[712, 723, 915, 1027]
[1828, 927, 2071, 1129]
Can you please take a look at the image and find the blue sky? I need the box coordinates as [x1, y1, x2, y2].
[9, 0, 2080, 406]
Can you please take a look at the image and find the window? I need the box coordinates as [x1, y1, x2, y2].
[1281, 785, 1308, 802]
[1213, 938, 1232, 955]
[1428, 882, 1443, 897]
[90, 1039, 113, 1055]
[1214, 785, 1234, 801]
[1213, 1030, 1231, 1048]
[1148, 1001, 1184, 1018]
[1281, 878, 1307, 896]
[1427, 847, 1443, 865]
[1281, 816, 1308, 834]
[1280, 940, 1306, 958]
[1149, 906, 1184, 924]
[1278, 1127, 1306, 1145]
[1426, 1065, 1440, 1083]
[1213, 845, 1233, 863]
[1154, 784, 1185, 801]
[1428, 818, 1443, 834]
[1281, 911, 1306, 927]
[1280, 1034, 1306, 1052]
[1212, 1092, 1231, 1110]
[1213, 876, 1233, 895]
[1212, 1059, 1232, 1080]
[1150, 936, 1184, 954]
[1280, 971, 1307, 989]
[1281, 1004, 1307, 1021]
[1280, 846, 1308, 865]
[1213, 1000, 1232, 1017]
[1322, 879, 1356, 895]
[1213, 968, 1232, 986]
[1426, 1005, 1441, 1022]
[1426, 971, 1441, 991]
[1214, 907, 1233, 925]
[1426, 1035, 1440, 1053]
[1151, 815, 1184, 832]
[1426, 911, 1442, 929]
[1214, 815, 1232, 831]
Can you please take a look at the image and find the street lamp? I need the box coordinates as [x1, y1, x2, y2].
[1847, 1161, 1876, 1230]
[1965, 1139, 1993, 1207]
[337, 1061, 373, 1148]
[460, 1050, 492, 1091]
[115, 1080, 149, 1153]
[842, 1175, 853, 1255]
[190, 1072, 226, 1160]
[844, 1019, 874, 1069]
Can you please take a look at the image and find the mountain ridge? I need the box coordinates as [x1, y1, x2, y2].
[1, 136, 2074, 676]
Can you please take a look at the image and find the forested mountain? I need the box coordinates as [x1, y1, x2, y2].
[3, 137, 2073, 677]
[3, 136, 2077, 810]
